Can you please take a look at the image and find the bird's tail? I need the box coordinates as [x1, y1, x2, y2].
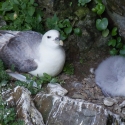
[6, 70, 40, 88]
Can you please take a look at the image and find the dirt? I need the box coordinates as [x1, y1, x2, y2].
[59, 47, 125, 118]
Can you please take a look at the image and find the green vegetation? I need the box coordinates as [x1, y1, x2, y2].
[108, 27, 125, 55]
[0, 95, 24, 125]
[0, 0, 43, 32]
[46, 14, 81, 40]
[0, 99, 24, 125]
[15, 73, 59, 95]
[92, 2, 105, 15]
[92, 0, 109, 37]
[0, 60, 24, 125]
[78, 0, 91, 6]
[63, 63, 74, 75]
[0, 59, 60, 123]
[91, 0, 125, 55]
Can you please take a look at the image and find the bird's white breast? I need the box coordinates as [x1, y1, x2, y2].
[29, 45, 65, 76]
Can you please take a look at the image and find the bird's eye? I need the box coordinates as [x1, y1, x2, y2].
[47, 36, 51, 38]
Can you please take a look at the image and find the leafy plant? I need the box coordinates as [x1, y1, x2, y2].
[92, 0, 109, 37]
[0, 97, 24, 125]
[108, 27, 124, 55]
[111, 27, 118, 36]
[78, 0, 91, 6]
[0, 60, 10, 82]
[63, 63, 74, 75]
[96, 18, 108, 31]
[0, 0, 43, 32]
[15, 73, 59, 95]
[92, 2, 105, 15]
[46, 14, 81, 40]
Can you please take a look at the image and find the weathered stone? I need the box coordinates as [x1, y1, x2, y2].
[103, 97, 116, 106]
[47, 83, 68, 96]
[103, 0, 125, 40]
[2, 86, 45, 125]
[34, 91, 125, 125]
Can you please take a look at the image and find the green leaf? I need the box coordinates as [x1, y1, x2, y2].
[28, 6, 35, 16]
[110, 48, 118, 55]
[92, 8, 97, 12]
[78, 0, 91, 6]
[63, 63, 74, 75]
[94, 0, 102, 3]
[74, 28, 82, 36]
[102, 28, 109, 37]
[62, 19, 71, 27]
[96, 18, 108, 31]
[36, 14, 42, 23]
[23, 0, 29, 4]
[21, 3, 26, 9]
[58, 22, 64, 28]
[116, 42, 123, 49]
[108, 39, 116, 47]
[120, 50, 125, 55]
[30, 0, 34, 5]
[43, 73, 52, 80]
[64, 26, 72, 35]
[50, 78, 59, 83]
[25, 16, 32, 23]
[2, 2, 13, 11]
[117, 37, 121, 43]
[25, 23, 32, 30]
[97, 3, 105, 15]
[1, 80, 8, 87]
[111, 27, 117, 36]
[60, 31, 67, 40]
[13, 0, 20, 4]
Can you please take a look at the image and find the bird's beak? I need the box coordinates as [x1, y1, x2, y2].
[55, 37, 63, 46]
[59, 40, 63, 46]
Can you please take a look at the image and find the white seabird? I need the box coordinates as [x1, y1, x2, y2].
[0, 30, 65, 77]
[95, 56, 125, 97]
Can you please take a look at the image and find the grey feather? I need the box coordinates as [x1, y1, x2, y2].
[0, 31, 42, 72]
[95, 56, 125, 97]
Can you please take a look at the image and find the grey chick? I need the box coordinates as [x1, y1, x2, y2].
[95, 56, 125, 97]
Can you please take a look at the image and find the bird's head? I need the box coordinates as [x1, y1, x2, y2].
[42, 30, 63, 47]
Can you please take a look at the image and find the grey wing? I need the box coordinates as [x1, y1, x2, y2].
[0, 30, 43, 50]
[16, 31, 43, 49]
[0, 31, 43, 72]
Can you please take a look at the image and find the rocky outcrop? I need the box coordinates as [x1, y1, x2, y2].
[2, 86, 45, 125]
[103, 0, 125, 40]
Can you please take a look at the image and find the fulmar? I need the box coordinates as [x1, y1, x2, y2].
[95, 56, 125, 97]
[0, 30, 65, 77]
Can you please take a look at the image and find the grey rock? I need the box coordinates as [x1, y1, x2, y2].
[3, 86, 45, 125]
[103, 0, 125, 40]
[34, 92, 124, 125]
[119, 100, 125, 108]
[103, 97, 116, 106]
[47, 83, 68, 96]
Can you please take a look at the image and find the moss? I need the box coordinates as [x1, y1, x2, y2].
[74, 7, 89, 19]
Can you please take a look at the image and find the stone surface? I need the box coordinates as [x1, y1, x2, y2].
[103, 0, 125, 40]
[2, 86, 45, 125]
[103, 97, 116, 106]
[47, 83, 68, 96]
[34, 90, 124, 125]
